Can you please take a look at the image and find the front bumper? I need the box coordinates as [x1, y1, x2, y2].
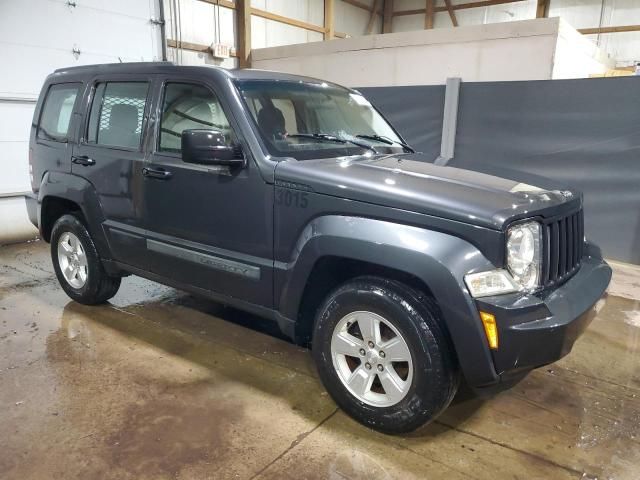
[473, 243, 611, 389]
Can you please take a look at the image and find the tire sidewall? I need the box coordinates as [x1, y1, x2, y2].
[312, 277, 456, 433]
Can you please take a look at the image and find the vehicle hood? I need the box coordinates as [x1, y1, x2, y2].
[274, 153, 581, 230]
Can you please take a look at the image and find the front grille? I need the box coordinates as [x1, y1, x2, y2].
[541, 209, 584, 287]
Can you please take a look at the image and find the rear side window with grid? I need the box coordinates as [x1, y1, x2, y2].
[87, 82, 149, 149]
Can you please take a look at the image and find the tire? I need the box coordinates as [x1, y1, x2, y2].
[51, 214, 121, 305]
[312, 276, 459, 434]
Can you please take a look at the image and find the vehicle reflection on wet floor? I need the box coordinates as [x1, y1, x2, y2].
[1, 241, 639, 479]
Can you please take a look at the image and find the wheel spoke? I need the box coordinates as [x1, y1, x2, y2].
[77, 252, 88, 267]
[357, 314, 381, 345]
[78, 268, 88, 283]
[64, 263, 74, 277]
[378, 368, 407, 404]
[331, 331, 364, 357]
[380, 336, 411, 362]
[347, 365, 374, 397]
[60, 241, 73, 254]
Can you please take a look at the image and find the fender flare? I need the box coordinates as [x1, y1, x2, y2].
[277, 215, 501, 386]
[38, 171, 112, 260]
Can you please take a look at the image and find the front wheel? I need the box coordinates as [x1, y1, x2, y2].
[51, 214, 121, 305]
[312, 276, 459, 434]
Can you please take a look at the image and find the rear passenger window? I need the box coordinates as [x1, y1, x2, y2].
[37, 83, 81, 142]
[87, 82, 149, 149]
[159, 83, 235, 153]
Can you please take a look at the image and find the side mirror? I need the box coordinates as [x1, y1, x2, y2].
[181, 129, 245, 168]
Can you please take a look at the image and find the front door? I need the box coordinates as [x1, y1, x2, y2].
[71, 76, 154, 267]
[141, 79, 273, 307]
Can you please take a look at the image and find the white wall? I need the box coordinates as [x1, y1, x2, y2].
[550, 0, 640, 65]
[251, 0, 324, 50]
[336, 0, 382, 37]
[252, 18, 565, 87]
[393, 0, 639, 67]
[553, 18, 613, 79]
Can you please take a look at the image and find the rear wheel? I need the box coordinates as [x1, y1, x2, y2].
[51, 214, 121, 305]
[312, 276, 458, 434]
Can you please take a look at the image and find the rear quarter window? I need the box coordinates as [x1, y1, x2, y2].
[37, 83, 81, 142]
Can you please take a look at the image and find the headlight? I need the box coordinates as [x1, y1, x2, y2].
[506, 221, 541, 290]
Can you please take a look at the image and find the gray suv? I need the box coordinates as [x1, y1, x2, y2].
[28, 63, 611, 434]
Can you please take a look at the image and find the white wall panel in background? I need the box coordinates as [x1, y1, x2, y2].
[251, 0, 324, 49]
[551, 0, 640, 64]
[393, 0, 638, 66]
[335, 0, 381, 36]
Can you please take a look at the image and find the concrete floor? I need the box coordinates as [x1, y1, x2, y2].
[1, 241, 639, 480]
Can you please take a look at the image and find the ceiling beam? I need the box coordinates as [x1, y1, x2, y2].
[366, 0, 381, 34]
[394, 0, 527, 16]
[443, 0, 458, 26]
[251, 7, 326, 34]
[424, 0, 434, 29]
[167, 39, 237, 57]
[324, 0, 335, 39]
[343, 0, 383, 15]
[383, 0, 394, 33]
[536, 0, 549, 18]
[236, 0, 251, 67]
[579, 24, 640, 35]
[195, 0, 236, 9]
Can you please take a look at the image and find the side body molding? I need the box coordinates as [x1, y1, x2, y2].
[277, 215, 501, 386]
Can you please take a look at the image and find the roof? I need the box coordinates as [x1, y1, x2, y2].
[51, 62, 334, 86]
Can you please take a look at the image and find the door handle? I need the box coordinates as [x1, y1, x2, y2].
[71, 155, 96, 166]
[142, 167, 172, 180]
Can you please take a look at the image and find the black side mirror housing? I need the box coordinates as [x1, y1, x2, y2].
[181, 129, 245, 168]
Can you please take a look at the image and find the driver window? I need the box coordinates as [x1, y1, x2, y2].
[159, 82, 234, 153]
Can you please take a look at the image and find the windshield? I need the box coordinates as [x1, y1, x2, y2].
[235, 79, 407, 160]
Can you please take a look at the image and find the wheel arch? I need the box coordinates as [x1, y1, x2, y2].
[40, 196, 85, 242]
[277, 215, 501, 387]
[38, 171, 111, 261]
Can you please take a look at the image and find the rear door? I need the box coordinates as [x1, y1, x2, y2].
[32, 82, 83, 190]
[71, 75, 154, 267]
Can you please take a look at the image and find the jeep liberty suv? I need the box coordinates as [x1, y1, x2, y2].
[28, 63, 611, 434]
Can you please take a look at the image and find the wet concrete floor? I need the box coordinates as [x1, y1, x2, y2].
[1, 240, 639, 479]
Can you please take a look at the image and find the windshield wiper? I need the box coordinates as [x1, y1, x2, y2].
[287, 133, 378, 154]
[356, 134, 415, 153]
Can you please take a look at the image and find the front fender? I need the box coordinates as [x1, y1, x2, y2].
[38, 171, 111, 260]
[278, 215, 501, 387]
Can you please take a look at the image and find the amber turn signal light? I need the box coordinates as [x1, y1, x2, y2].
[479, 311, 498, 350]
